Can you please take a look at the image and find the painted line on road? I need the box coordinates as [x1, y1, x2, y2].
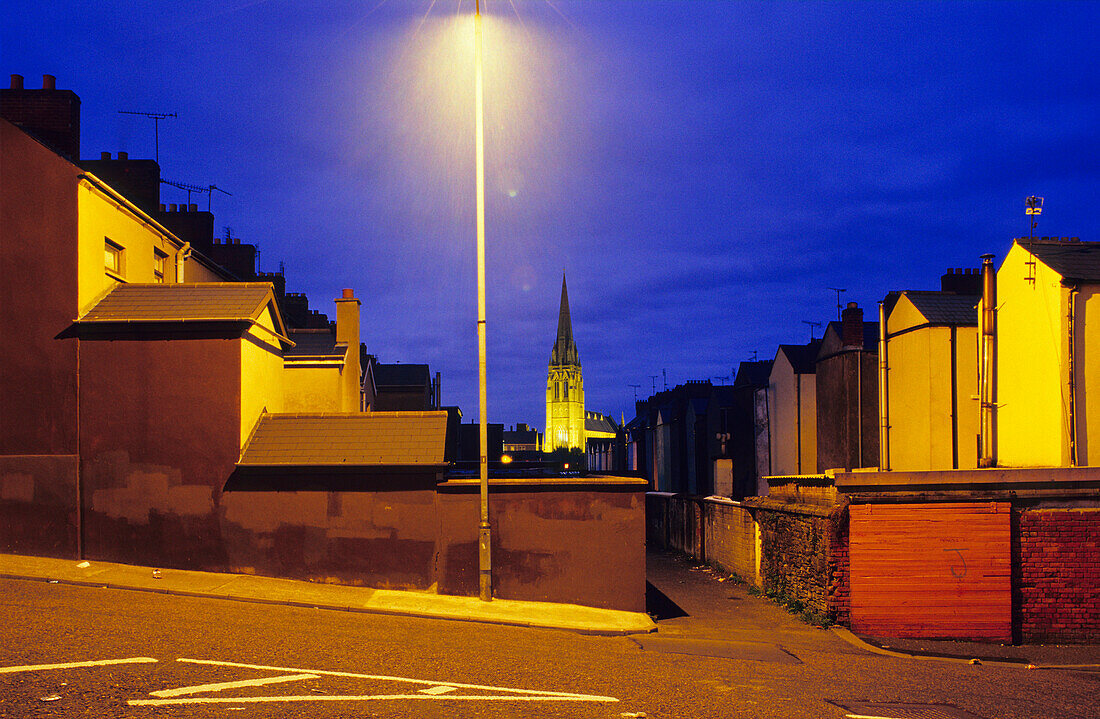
[420, 685, 457, 695]
[0, 657, 157, 674]
[173, 658, 616, 700]
[129, 694, 620, 706]
[150, 672, 318, 698]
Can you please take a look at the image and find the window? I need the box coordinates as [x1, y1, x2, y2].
[153, 249, 168, 283]
[104, 239, 123, 276]
[564, 380, 569, 399]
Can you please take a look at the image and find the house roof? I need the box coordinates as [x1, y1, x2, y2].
[78, 282, 289, 341]
[903, 291, 978, 326]
[733, 360, 773, 389]
[374, 363, 431, 389]
[238, 412, 449, 466]
[284, 328, 345, 358]
[777, 339, 822, 374]
[1021, 239, 1100, 283]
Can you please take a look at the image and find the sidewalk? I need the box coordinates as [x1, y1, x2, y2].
[0, 553, 655, 637]
[645, 550, 1100, 670]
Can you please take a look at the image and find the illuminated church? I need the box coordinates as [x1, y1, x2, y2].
[545, 275, 586, 452]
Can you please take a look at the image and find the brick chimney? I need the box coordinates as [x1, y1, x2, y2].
[0, 74, 81, 159]
[841, 302, 864, 349]
[335, 289, 362, 412]
[940, 267, 982, 295]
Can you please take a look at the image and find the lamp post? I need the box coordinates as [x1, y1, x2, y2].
[474, 0, 492, 602]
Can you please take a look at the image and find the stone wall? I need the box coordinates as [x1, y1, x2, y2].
[703, 498, 757, 585]
[1017, 507, 1100, 642]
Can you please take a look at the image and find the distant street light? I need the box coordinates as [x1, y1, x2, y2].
[474, 0, 492, 602]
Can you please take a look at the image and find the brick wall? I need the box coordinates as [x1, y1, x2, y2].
[1018, 508, 1100, 642]
[757, 505, 831, 616]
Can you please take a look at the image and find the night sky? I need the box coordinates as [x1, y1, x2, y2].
[5, 1, 1098, 430]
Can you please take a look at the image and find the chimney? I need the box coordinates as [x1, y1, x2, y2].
[100, 151, 110, 160]
[0, 73, 80, 159]
[335, 289, 362, 412]
[841, 302, 864, 348]
[117, 151, 128, 160]
[188, 203, 197, 212]
[940, 267, 982, 295]
[169, 203, 178, 212]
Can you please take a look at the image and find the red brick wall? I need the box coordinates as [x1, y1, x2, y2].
[828, 509, 850, 624]
[1018, 508, 1100, 642]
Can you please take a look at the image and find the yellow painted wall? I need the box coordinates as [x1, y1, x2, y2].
[1078, 287, 1100, 465]
[886, 294, 979, 471]
[77, 179, 180, 314]
[283, 364, 343, 413]
[240, 305, 285, 447]
[996, 243, 1070, 467]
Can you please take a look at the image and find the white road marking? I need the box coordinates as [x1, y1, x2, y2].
[419, 685, 457, 695]
[846, 715, 904, 719]
[129, 694, 620, 706]
[0, 657, 157, 674]
[171, 658, 616, 700]
[150, 672, 318, 698]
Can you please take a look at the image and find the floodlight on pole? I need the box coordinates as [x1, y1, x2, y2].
[474, 0, 492, 602]
[1026, 196, 1043, 240]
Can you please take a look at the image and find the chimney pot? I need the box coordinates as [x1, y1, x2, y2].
[169, 203, 178, 212]
[100, 151, 110, 160]
[42, 74, 55, 90]
[117, 151, 128, 160]
[159, 204, 166, 212]
[189, 203, 197, 212]
[10, 74, 23, 89]
[846, 301, 857, 309]
[342, 288, 354, 299]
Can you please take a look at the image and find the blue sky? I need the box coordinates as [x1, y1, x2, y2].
[5, 1, 1098, 429]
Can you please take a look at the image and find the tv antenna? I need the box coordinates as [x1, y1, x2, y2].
[802, 320, 822, 340]
[827, 287, 846, 321]
[649, 375, 659, 394]
[1025, 196, 1043, 239]
[627, 383, 641, 401]
[662, 368, 668, 391]
[713, 375, 730, 385]
[160, 179, 232, 212]
[117, 110, 177, 163]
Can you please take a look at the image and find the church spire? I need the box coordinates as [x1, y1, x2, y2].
[551, 273, 579, 366]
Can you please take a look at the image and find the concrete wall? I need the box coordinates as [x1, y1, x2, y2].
[0, 455, 79, 557]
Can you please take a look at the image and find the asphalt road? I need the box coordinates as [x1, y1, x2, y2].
[0, 563, 1096, 719]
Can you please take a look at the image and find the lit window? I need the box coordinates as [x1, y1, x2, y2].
[153, 249, 168, 283]
[105, 239, 123, 275]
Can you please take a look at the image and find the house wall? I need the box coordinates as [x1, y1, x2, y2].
[817, 350, 878, 471]
[240, 308, 285, 445]
[886, 297, 979, 470]
[996, 244, 1070, 466]
[769, 353, 817, 476]
[77, 336, 241, 568]
[76, 178, 180, 313]
[1075, 287, 1100, 465]
[0, 120, 80, 458]
[284, 365, 343, 413]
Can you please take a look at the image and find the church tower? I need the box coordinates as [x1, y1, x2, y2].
[545, 274, 585, 453]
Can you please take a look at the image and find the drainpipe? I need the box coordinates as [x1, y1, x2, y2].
[878, 301, 890, 471]
[1068, 284, 1079, 466]
[176, 242, 191, 282]
[979, 254, 996, 467]
[795, 373, 802, 474]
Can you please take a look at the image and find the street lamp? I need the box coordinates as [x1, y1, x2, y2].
[474, 0, 492, 602]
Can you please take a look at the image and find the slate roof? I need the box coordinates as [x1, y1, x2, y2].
[777, 339, 822, 374]
[284, 328, 345, 357]
[733, 360, 773, 389]
[374, 363, 431, 388]
[238, 412, 449, 466]
[80, 283, 276, 322]
[904, 291, 978, 326]
[1022, 240, 1100, 282]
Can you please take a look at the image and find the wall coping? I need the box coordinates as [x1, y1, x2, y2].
[439, 476, 648, 494]
[836, 467, 1100, 502]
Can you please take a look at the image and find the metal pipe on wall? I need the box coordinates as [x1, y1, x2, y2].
[878, 301, 890, 471]
[979, 253, 997, 467]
